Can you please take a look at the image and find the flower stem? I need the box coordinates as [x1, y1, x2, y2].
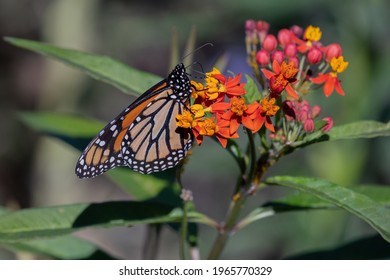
[207, 195, 247, 259]
[207, 130, 258, 260]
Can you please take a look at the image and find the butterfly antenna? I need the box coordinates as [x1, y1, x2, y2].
[181, 42, 214, 62]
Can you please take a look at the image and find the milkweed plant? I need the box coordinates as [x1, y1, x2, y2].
[2, 20, 390, 260]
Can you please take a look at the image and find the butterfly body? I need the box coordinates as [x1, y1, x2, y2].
[76, 63, 192, 178]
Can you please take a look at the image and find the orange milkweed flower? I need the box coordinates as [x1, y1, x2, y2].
[258, 97, 280, 133]
[292, 25, 322, 53]
[211, 97, 263, 134]
[311, 56, 349, 97]
[192, 117, 238, 148]
[261, 60, 299, 99]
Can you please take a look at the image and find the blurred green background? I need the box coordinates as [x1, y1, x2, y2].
[0, 0, 389, 259]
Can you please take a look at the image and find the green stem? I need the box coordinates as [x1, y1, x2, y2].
[207, 196, 247, 259]
[207, 130, 258, 260]
[245, 128, 257, 187]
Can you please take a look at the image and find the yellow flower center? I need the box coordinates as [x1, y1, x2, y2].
[231, 98, 248, 116]
[330, 56, 349, 74]
[176, 111, 193, 128]
[280, 61, 299, 79]
[261, 97, 280, 116]
[190, 104, 210, 119]
[304, 25, 322, 42]
[191, 81, 205, 99]
[198, 118, 218, 136]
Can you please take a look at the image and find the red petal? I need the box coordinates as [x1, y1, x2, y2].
[272, 59, 281, 73]
[261, 68, 276, 79]
[226, 74, 241, 87]
[211, 102, 230, 112]
[264, 116, 275, 132]
[213, 73, 226, 83]
[311, 73, 329, 84]
[334, 79, 345, 96]
[324, 77, 336, 97]
[285, 84, 299, 100]
[229, 118, 240, 135]
[227, 86, 246, 95]
[241, 116, 254, 132]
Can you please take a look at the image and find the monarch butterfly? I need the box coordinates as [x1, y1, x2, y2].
[75, 63, 193, 178]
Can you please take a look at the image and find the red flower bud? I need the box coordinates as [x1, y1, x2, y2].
[271, 50, 284, 65]
[262, 34, 278, 52]
[277, 29, 292, 47]
[256, 50, 270, 66]
[284, 43, 297, 57]
[311, 105, 321, 118]
[256, 20, 270, 43]
[304, 118, 315, 133]
[307, 47, 323, 64]
[290, 25, 303, 37]
[324, 43, 342, 62]
[245, 19, 256, 32]
[322, 117, 333, 132]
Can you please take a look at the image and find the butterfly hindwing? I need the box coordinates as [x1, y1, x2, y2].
[76, 63, 192, 178]
[120, 88, 192, 174]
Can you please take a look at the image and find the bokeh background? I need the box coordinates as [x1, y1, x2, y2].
[0, 0, 389, 259]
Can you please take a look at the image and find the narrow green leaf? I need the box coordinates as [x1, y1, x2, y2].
[265, 176, 390, 243]
[18, 111, 101, 138]
[286, 235, 390, 260]
[267, 185, 390, 209]
[244, 74, 262, 104]
[2, 235, 115, 260]
[0, 201, 213, 242]
[107, 168, 181, 203]
[327, 121, 390, 140]
[5, 37, 161, 95]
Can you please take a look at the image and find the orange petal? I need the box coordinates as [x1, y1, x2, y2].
[285, 84, 299, 100]
[324, 76, 336, 97]
[211, 102, 230, 112]
[311, 73, 329, 84]
[334, 79, 345, 96]
[226, 74, 241, 87]
[272, 59, 281, 73]
[230, 118, 240, 135]
[264, 116, 275, 132]
[261, 68, 276, 79]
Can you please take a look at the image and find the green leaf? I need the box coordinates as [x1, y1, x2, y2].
[328, 121, 390, 140]
[286, 234, 390, 260]
[265, 176, 390, 243]
[267, 184, 390, 209]
[2, 235, 115, 260]
[0, 201, 214, 242]
[5, 37, 161, 95]
[18, 111, 101, 138]
[244, 74, 262, 104]
[107, 168, 181, 203]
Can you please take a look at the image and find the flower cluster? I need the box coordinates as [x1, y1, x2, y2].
[246, 21, 349, 97]
[177, 21, 348, 149]
[176, 68, 263, 148]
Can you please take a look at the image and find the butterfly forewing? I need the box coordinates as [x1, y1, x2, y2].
[75, 63, 192, 178]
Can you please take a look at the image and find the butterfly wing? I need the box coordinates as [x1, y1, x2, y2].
[75, 63, 192, 178]
[120, 88, 192, 174]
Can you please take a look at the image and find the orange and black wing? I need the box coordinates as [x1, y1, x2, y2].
[75, 63, 192, 178]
